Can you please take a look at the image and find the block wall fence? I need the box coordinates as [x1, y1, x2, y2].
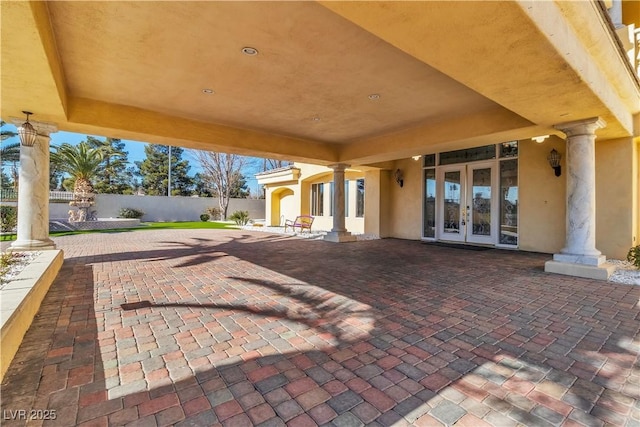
[47, 194, 265, 222]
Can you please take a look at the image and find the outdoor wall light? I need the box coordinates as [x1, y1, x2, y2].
[547, 148, 562, 177]
[18, 111, 38, 147]
[394, 168, 404, 187]
[532, 135, 550, 143]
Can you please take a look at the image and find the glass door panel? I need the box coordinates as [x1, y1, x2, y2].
[440, 169, 465, 242]
[466, 164, 495, 244]
[499, 159, 518, 245]
[470, 168, 491, 236]
[423, 169, 436, 238]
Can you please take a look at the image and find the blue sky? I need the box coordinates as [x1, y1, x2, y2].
[1, 123, 263, 194]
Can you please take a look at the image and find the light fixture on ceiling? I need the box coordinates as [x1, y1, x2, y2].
[241, 47, 259, 56]
[311, 117, 321, 122]
[532, 135, 550, 143]
[368, 94, 381, 100]
[17, 111, 38, 147]
[547, 148, 562, 177]
[202, 89, 214, 94]
[412, 155, 421, 161]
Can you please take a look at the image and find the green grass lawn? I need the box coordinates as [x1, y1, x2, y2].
[0, 221, 239, 241]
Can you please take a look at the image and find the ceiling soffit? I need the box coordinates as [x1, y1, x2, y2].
[319, 0, 635, 140]
[46, 1, 508, 145]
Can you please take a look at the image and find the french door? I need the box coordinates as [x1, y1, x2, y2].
[438, 162, 496, 245]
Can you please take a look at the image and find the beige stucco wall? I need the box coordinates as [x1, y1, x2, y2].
[518, 137, 566, 254]
[637, 137, 640, 249]
[260, 137, 638, 257]
[596, 137, 636, 259]
[364, 169, 391, 237]
[261, 164, 366, 233]
[303, 170, 365, 233]
[385, 141, 569, 253]
[388, 158, 423, 240]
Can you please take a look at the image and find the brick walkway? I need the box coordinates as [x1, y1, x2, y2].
[1, 230, 639, 426]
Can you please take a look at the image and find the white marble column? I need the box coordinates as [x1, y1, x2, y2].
[325, 163, 356, 243]
[11, 122, 57, 251]
[545, 117, 614, 280]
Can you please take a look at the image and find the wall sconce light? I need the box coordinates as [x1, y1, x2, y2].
[17, 111, 38, 147]
[547, 149, 562, 177]
[394, 169, 404, 187]
[411, 155, 421, 161]
[532, 135, 550, 143]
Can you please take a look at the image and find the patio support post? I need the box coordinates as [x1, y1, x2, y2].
[545, 117, 614, 279]
[10, 121, 57, 251]
[325, 163, 356, 242]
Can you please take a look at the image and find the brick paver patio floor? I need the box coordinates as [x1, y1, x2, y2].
[1, 229, 639, 427]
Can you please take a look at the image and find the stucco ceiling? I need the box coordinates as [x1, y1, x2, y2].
[1, 1, 636, 166]
[48, 1, 501, 144]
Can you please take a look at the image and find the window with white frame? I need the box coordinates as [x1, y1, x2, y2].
[356, 179, 364, 218]
[345, 180, 349, 217]
[311, 183, 324, 216]
[329, 182, 334, 216]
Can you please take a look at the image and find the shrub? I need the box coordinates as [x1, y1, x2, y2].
[229, 210, 250, 226]
[206, 207, 222, 221]
[119, 208, 144, 219]
[1, 252, 21, 283]
[0, 206, 17, 233]
[627, 245, 640, 269]
[200, 213, 210, 222]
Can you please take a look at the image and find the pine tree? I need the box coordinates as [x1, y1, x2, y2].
[136, 144, 193, 196]
[87, 137, 134, 194]
[229, 171, 250, 198]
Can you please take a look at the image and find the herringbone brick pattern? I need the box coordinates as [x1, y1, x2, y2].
[1, 230, 638, 426]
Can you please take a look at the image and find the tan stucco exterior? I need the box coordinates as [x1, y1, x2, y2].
[2, 1, 639, 261]
[518, 138, 567, 254]
[261, 132, 636, 260]
[596, 138, 637, 259]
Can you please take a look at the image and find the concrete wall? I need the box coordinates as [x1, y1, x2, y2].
[50, 194, 265, 222]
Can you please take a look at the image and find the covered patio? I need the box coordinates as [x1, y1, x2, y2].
[2, 229, 638, 426]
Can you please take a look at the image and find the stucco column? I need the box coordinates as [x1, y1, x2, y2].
[545, 117, 614, 280]
[325, 163, 356, 243]
[11, 122, 57, 251]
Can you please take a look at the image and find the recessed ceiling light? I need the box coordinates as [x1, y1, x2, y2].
[242, 47, 259, 56]
[202, 89, 214, 94]
[368, 94, 381, 100]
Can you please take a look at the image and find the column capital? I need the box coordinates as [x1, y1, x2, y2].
[327, 163, 350, 172]
[9, 117, 58, 137]
[554, 117, 606, 138]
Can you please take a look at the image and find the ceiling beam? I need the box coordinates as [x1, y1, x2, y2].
[65, 97, 341, 164]
[0, 1, 68, 122]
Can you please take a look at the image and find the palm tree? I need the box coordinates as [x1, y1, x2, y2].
[0, 142, 20, 164]
[51, 143, 104, 218]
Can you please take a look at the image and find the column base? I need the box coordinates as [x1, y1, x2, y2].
[10, 239, 56, 251]
[553, 253, 605, 266]
[324, 231, 357, 243]
[545, 260, 615, 280]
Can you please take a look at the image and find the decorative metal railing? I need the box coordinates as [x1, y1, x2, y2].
[0, 189, 75, 202]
